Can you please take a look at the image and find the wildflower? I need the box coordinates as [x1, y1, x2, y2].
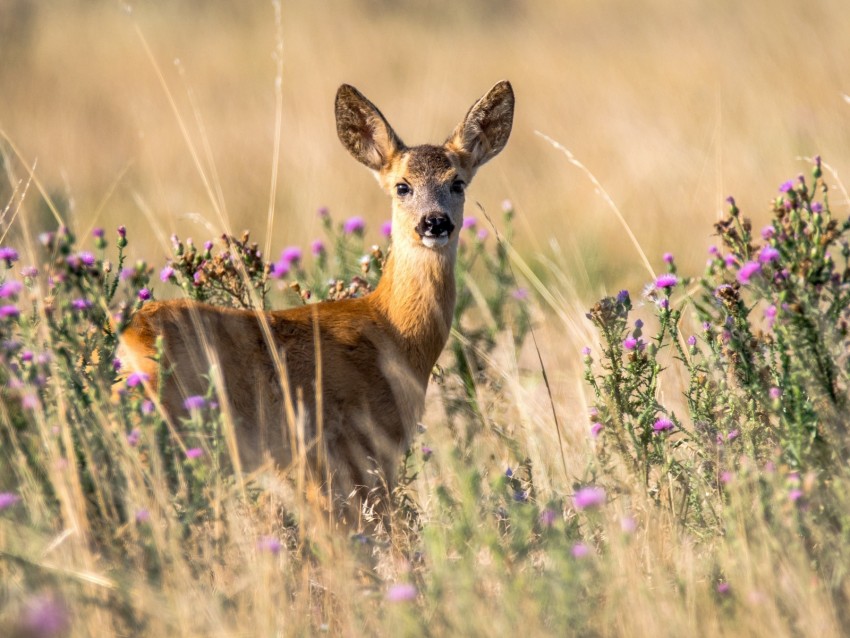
[19, 593, 70, 637]
[539, 508, 557, 528]
[708, 245, 719, 256]
[137, 288, 151, 301]
[21, 350, 33, 362]
[311, 239, 326, 256]
[727, 429, 740, 442]
[141, 400, 155, 415]
[462, 217, 477, 230]
[687, 335, 697, 346]
[620, 516, 637, 533]
[477, 228, 489, 241]
[622, 336, 638, 351]
[281, 246, 302, 264]
[0, 304, 20, 318]
[317, 206, 330, 219]
[79, 251, 96, 267]
[126, 371, 150, 387]
[343, 216, 365, 234]
[720, 471, 733, 484]
[135, 509, 150, 523]
[765, 304, 777, 328]
[662, 252, 674, 264]
[386, 583, 417, 602]
[511, 287, 529, 300]
[183, 395, 206, 411]
[811, 201, 823, 214]
[653, 418, 674, 433]
[737, 261, 761, 285]
[421, 445, 433, 460]
[160, 266, 175, 282]
[758, 246, 780, 263]
[126, 428, 141, 447]
[0, 492, 20, 509]
[769, 387, 781, 400]
[22, 394, 39, 410]
[269, 260, 290, 279]
[581, 346, 591, 357]
[21, 266, 38, 278]
[0, 281, 22, 298]
[779, 180, 794, 193]
[716, 582, 731, 595]
[573, 486, 606, 510]
[655, 273, 678, 289]
[501, 199, 513, 212]
[257, 536, 282, 555]
[761, 225, 776, 239]
[789, 489, 803, 503]
[117, 225, 127, 238]
[0, 247, 19, 266]
[185, 447, 204, 460]
[93, 227, 105, 239]
[590, 422, 604, 438]
[723, 254, 737, 268]
[616, 290, 630, 304]
[571, 543, 590, 558]
[381, 221, 392, 237]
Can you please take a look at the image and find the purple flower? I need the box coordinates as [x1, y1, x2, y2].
[789, 489, 803, 503]
[269, 260, 290, 279]
[421, 445, 433, 460]
[141, 400, 155, 415]
[120, 267, 134, 281]
[93, 227, 105, 239]
[0, 247, 19, 266]
[723, 254, 737, 268]
[160, 266, 175, 282]
[571, 543, 590, 558]
[477, 228, 489, 241]
[501, 199, 513, 212]
[185, 447, 204, 460]
[21, 266, 38, 278]
[137, 288, 151, 301]
[616, 290, 630, 304]
[811, 202, 823, 214]
[737, 261, 761, 285]
[135, 509, 150, 523]
[511, 287, 529, 300]
[758, 246, 780, 263]
[779, 180, 794, 193]
[310, 239, 325, 256]
[620, 516, 637, 533]
[765, 304, 777, 328]
[0, 281, 22, 298]
[761, 225, 776, 240]
[769, 387, 781, 400]
[281, 246, 302, 264]
[708, 245, 719, 256]
[183, 395, 206, 411]
[623, 336, 638, 351]
[127, 428, 141, 447]
[257, 536, 282, 555]
[203, 240, 214, 253]
[317, 206, 330, 219]
[655, 274, 678, 289]
[590, 422, 604, 438]
[727, 429, 740, 442]
[716, 582, 731, 595]
[653, 418, 674, 433]
[573, 486, 606, 510]
[581, 346, 591, 357]
[126, 371, 150, 388]
[462, 217, 477, 230]
[539, 508, 557, 527]
[0, 491, 21, 509]
[687, 335, 697, 346]
[662, 252, 674, 264]
[386, 583, 417, 602]
[79, 251, 96, 267]
[381, 221, 393, 237]
[19, 593, 70, 637]
[343, 216, 365, 234]
[0, 304, 20, 318]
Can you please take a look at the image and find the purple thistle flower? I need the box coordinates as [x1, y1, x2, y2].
[117, 225, 127, 238]
[590, 422, 604, 438]
[386, 583, 417, 602]
[662, 252, 674, 264]
[381, 221, 393, 237]
[78, 251, 96, 267]
[269, 260, 290, 279]
[623, 337, 638, 351]
[19, 593, 70, 637]
[708, 245, 719, 256]
[343, 216, 365, 234]
[421, 445, 433, 460]
[0, 281, 23, 298]
[687, 335, 697, 346]
[779, 180, 794, 193]
[72, 298, 93, 311]
[160, 266, 175, 282]
[281, 246, 302, 264]
[462, 217, 477, 230]
[21, 350, 33, 362]
[573, 486, 606, 510]
[616, 290, 630, 304]
[137, 288, 151, 301]
[539, 508, 557, 527]
[758, 246, 780, 263]
[727, 429, 740, 442]
[477, 228, 489, 241]
[0, 304, 20, 318]
[21, 266, 38, 278]
[93, 227, 105, 239]
[185, 447, 204, 460]
[0, 491, 21, 509]
[126, 428, 141, 447]
[126, 371, 150, 388]
[310, 239, 325, 256]
[811, 201, 823, 214]
[203, 240, 213, 253]
[655, 273, 678, 289]
[141, 400, 155, 415]
[769, 387, 781, 400]
[581, 346, 591, 357]
[0, 247, 19, 266]
[737, 261, 761, 285]
[723, 254, 737, 268]
[761, 225, 776, 239]
[136, 509, 150, 523]
[501, 199, 514, 212]
[716, 582, 731, 595]
[257, 536, 282, 555]
[653, 418, 674, 433]
[183, 395, 206, 411]
[571, 543, 590, 558]
[317, 206, 330, 219]
[789, 489, 803, 503]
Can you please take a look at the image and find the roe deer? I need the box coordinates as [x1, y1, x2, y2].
[119, 81, 514, 523]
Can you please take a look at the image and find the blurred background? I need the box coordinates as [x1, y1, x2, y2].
[1, 0, 849, 294]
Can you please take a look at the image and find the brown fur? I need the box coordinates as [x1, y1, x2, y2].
[118, 81, 514, 524]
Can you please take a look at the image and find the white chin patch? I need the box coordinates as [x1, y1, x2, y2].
[421, 235, 449, 249]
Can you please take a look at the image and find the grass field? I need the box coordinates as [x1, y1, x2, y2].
[2, 1, 850, 636]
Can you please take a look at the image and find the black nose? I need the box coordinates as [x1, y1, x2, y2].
[416, 214, 455, 238]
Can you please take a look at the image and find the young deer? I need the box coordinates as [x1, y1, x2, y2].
[119, 81, 514, 522]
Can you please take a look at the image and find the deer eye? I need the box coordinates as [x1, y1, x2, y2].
[396, 183, 411, 197]
[451, 180, 465, 194]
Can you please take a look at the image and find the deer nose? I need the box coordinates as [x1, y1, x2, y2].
[416, 213, 455, 238]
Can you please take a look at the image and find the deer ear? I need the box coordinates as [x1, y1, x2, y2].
[335, 85, 405, 171]
[446, 80, 514, 170]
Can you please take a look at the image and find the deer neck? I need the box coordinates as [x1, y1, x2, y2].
[372, 241, 457, 380]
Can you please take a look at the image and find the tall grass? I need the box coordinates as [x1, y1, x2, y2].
[2, 161, 850, 636]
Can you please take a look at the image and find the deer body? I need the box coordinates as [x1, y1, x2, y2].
[119, 81, 514, 519]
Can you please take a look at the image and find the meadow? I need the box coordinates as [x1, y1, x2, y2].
[2, 1, 850, 636]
